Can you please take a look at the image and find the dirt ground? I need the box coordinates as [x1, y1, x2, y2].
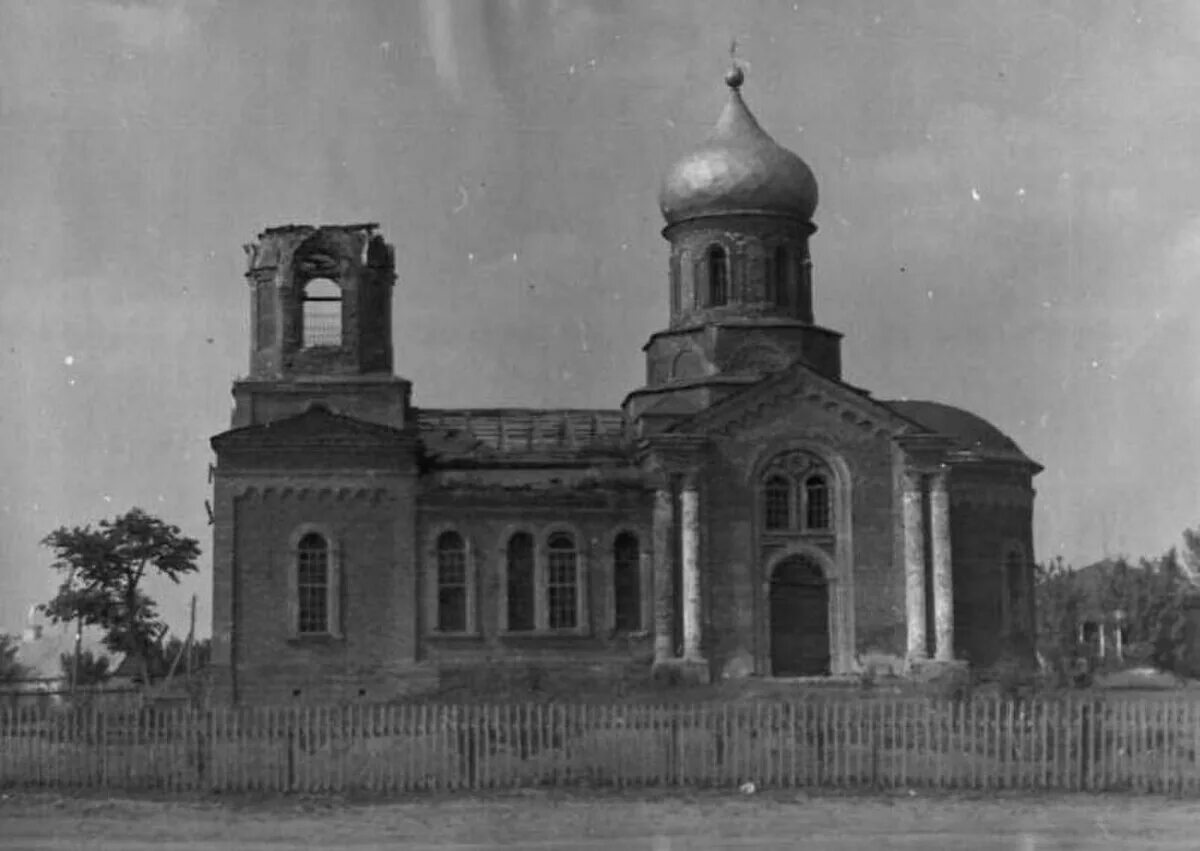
[2, 788, 1200, 850]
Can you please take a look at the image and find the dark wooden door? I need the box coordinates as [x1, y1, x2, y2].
[769, 556, 830, 677]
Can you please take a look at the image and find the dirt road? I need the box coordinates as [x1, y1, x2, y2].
[2, 789, 1199, 849]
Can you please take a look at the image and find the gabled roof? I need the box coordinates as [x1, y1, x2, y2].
[665, 358, 926, 439]
[417, 408, 631, 465]
[211, 404, 413, 453]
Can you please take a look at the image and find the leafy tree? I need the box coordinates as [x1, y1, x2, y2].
[40, 508, 201, 685]
[1034, 556, 1089, 686]
[59, 649, 110, 687]
[1035, 540, 1200, 682]
[0, 634, 29, 685]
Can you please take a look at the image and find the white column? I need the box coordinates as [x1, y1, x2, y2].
[902, 470, 927, 662]
[930, 469, 955, 663]
[680, 474, 703, 660]
[651, 483, 675, 665]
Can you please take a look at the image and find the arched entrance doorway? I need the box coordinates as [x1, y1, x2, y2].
[769, 555, 830, 676]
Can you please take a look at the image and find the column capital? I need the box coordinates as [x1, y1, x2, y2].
[901, 468, 925, 492]
[636, 434, 709, 477]
[929, 465, 952, 489]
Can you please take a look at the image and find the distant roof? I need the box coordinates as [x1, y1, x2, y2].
[883, 400, 1039, 468]
[417, 408, 630, 464]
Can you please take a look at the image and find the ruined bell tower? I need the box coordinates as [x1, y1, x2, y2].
[232, 223, 412, 430]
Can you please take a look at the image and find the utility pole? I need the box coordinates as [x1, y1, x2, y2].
[66, 566, 82, 697]
[185, 595, 196, 680]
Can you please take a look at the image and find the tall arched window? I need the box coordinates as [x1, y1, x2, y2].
[613, 532, 641, 631]
[763, 475, 792, 530]
[773, 246, 789, 308]
[296, 533, 330, 635]
[707, 245, 728, 307]
[547, 531, 578, 630]
[506, 532, 535, 632]
[669, 252, 681, 315]
[301, 277, 342, 347]
[804, 475, 831, 530]
[436, 531, 468, 632]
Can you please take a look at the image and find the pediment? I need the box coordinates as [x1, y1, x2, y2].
[667, 359, 929, 443]
[211, 404, 412, 453]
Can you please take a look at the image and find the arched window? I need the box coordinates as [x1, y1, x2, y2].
[546, 532, 578, 630]
[296, 533, 330, 635]
[613, 532, 641, 631]
[804, 475, 831, 530]
[506, 532, 536, 632]
[798, 257, 814, 321]
[773, 246, 789, 308]
[301, 277, 342, 348]
[669, 252, 681, 315]
[435, 531, 468, 633]
[707, 245, 728, 307]
[763, 475, 792, 531]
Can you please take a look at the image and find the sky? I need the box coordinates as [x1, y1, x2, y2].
[3, 0, 1200, 639]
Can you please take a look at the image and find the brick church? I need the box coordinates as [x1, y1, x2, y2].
[209, 66, 1041, 704]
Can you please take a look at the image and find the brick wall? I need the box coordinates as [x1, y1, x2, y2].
[214, 478, 420, 705]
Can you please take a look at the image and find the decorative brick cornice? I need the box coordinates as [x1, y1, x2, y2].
[234, 484, 393, 503]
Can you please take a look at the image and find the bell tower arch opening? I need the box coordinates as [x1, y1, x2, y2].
[301, 277, 343, 348]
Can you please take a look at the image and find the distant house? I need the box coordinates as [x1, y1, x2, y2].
[2, 619, 123, 709]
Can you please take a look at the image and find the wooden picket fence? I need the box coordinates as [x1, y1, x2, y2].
[2, 694, 1200, 794]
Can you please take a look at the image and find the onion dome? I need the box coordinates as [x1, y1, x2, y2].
[659, 64, 819, 226]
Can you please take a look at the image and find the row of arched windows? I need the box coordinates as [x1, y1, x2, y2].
[676, 244, 800, 310]
[433, 529, 643, 635]
[287, 528, 643, 639]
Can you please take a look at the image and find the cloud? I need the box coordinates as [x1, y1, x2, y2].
[86, 0, 208, 50]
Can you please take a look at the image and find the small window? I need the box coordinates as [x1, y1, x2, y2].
[804, 475, 831, 530]
[302, 277, 342, 348]
[297, 533, 330, 635]
[613, 532, 641, 631]
[707, 245, 728, 307]
[546, 532, 578, 630]
[436, 531, 468, 632]
[506, 532, 536, 632]
[763, 475, 791, 531]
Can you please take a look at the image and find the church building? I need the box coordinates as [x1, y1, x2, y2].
[209, 66, 1041, 705]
